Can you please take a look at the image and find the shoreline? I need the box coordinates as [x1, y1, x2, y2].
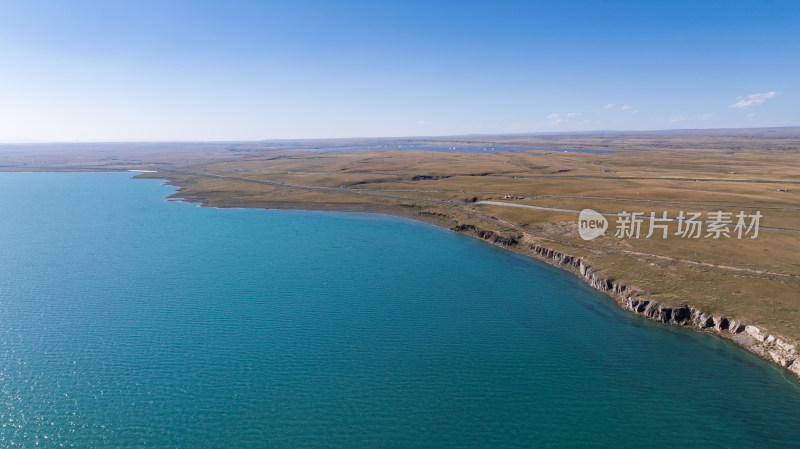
[2, 169, 796, 380]
[145, 174, 800, 382]
[444, 221, 800, 382]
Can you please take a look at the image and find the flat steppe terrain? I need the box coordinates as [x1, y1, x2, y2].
[3, 128, 799, 346]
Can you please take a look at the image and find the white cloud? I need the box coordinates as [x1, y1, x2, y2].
[747, 113, 756, 118]
[729, 91, 777, 108]
[416, 120, 432, 125]
[696, 113, 714, 120]
[547, 113, 560, 119]
[670, 114, 687, 123]
[567, 112, 582, 118]
[621, 105, 632, 110]
[603, 103, 614, 109]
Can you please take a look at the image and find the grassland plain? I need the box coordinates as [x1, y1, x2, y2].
[2, 128, 800, 378]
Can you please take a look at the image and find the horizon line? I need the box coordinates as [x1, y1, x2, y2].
[2, 125, 799, 145]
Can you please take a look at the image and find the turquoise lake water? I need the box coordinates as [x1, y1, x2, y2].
[0, 172, 798, 448]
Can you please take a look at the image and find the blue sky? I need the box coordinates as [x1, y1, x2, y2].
[1, 0, 798, 141]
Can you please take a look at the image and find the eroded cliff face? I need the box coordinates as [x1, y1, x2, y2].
[533, 243, 800, 379]
[451, 224, 519, 246]
[451, 223, 800, 380]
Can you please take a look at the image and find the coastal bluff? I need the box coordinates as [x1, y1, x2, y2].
[452, 223, 800, 380]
